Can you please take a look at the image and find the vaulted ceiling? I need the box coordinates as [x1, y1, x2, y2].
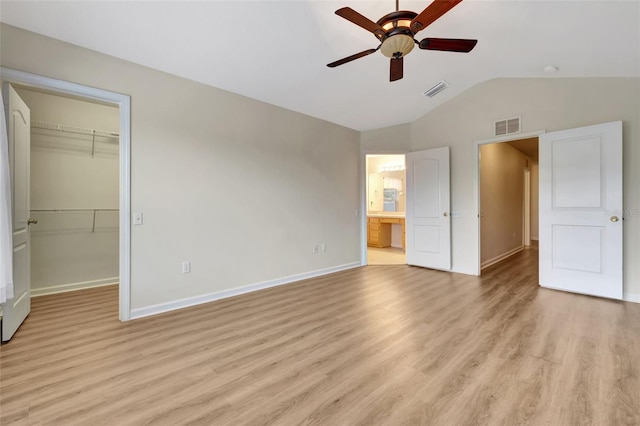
[1, 1, 638, 131]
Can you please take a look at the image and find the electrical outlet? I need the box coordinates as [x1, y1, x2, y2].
[321, 243, 327, 253]
[182, 261, 191, 274]
[313, 244, 319, 254]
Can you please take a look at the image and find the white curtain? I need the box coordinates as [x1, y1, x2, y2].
[0, 90, 14, 304]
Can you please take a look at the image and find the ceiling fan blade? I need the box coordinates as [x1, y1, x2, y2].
[327, 49, 378, 68]
[411, 0, 463, 34]
[335, 7, 384, 36]
[390, 57, 403, 82]
[418, 38, 477, 52]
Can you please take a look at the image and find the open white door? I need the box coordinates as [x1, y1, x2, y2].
[539, 121, 623, 300]
[406, 147, 451, 270]
[2, 84, 31, 342]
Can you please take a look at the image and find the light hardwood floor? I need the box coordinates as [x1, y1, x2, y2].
[1, 248, 639, 425]
[367, 247, 406, 265]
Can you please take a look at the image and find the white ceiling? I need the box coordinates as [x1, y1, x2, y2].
[1, 1, 638, 131]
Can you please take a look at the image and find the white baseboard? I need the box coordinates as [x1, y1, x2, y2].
[31, 277, 119, 297]
[130, 262, 361, 320]
[481, 246, 524, 270]
[624, 292, 640, 303]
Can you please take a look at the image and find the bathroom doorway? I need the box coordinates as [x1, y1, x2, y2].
[365, 154, 406, 265]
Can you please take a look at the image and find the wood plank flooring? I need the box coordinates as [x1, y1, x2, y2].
[1, 248, 639, 425]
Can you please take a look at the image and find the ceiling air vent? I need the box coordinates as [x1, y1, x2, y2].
[423, 80, 449, 98]
[494, 116, 521, 136]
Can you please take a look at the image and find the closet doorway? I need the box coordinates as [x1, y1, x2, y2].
[18, 88, 120, 301]
[1, 67, 131, 335]
[15, 87, 121, 303]
[365, 154, 406, 265]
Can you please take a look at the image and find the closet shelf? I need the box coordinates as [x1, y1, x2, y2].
[31, 209, 118, 233]
[31, 120, 119, 158]
[31, 208, 119, 212]
[31, 121, 119, 139]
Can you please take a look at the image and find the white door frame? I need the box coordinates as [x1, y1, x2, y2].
[360, 149, 408, 266]
[0, 67, 132, 321]
[473, 130, 545, 276]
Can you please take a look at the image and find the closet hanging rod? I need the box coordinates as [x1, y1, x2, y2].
[30, 120, 119, 139]
[31, 209, 119, 233]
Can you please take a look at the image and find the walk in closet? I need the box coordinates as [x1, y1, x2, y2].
[17, 88, 119, 296]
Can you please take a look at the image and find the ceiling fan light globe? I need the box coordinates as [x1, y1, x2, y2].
[381, 34, 415, 58]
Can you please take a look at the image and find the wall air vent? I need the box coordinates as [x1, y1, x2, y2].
[494, 116, 521, 136]
[423, 80, 449, 98]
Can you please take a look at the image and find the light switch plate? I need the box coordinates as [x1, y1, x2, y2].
[133, 212, 143, 225]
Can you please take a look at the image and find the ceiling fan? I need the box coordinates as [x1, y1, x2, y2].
[327, 0, 477, 82]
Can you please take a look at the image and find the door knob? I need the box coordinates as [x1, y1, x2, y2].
[27, 218, 38, 225]
[443, 212, 449, 217]
[610, 216, 619, 222]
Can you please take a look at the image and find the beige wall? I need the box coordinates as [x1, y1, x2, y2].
[361, 123, 412, 152]
[480, 143, 527, 266]
[1, 24, 361, 312]
[16, 88, 119, 293]
[409, 77, 640, 300]
[530, 161, 539, 240]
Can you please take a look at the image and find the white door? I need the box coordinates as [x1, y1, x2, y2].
[2, 84, 31, 342]
[539, 121, 623, 299]
[406, 147, 451, 270]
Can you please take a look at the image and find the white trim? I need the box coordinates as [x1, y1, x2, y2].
[481, 246, 524, 270]
[31, 278, 118, 297]
[476, 130, 545, 145]
[474, 130, 545, 276]
[0, 67, 132, 321]
[624, 292, 640, 304]
[130, 262, 361, 320]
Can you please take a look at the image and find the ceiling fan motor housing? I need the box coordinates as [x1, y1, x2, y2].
[377, 10, 418, 58]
